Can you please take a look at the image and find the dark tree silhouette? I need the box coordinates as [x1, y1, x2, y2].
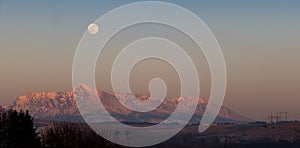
[40, 122, 118, 148]
[0, 109, 40, 148]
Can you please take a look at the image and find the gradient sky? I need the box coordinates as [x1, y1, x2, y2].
[0, 0, 300, 121]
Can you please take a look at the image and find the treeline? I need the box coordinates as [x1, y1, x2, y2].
[0, 109, 40, 148]
[0, 109, 119, 148]
[40, 122, 117, 148]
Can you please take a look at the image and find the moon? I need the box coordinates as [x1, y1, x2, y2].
[87, 23, 99, 35]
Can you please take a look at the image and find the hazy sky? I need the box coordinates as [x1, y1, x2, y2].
[0, 0, 300, 121]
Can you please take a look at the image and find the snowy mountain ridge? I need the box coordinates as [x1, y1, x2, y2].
[5, 85, 252, 123]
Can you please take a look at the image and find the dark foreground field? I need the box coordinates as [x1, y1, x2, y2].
[153, 121, 300, 148]
[2, 110, 300, 148]
[34, 121, 300, 148]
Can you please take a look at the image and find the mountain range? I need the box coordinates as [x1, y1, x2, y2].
[4, 84, 252, 124]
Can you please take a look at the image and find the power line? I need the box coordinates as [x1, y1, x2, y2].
[268, 111, 288, 123]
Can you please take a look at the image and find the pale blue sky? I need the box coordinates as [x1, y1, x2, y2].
[0, 0, 300, 120]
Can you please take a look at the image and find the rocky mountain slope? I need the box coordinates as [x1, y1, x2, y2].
[6, 85, 251, 123]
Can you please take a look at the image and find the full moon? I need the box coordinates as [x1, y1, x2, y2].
[87, 23, 99, 35]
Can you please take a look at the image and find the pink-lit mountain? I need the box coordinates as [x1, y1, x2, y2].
[6, 85, 252, 123]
